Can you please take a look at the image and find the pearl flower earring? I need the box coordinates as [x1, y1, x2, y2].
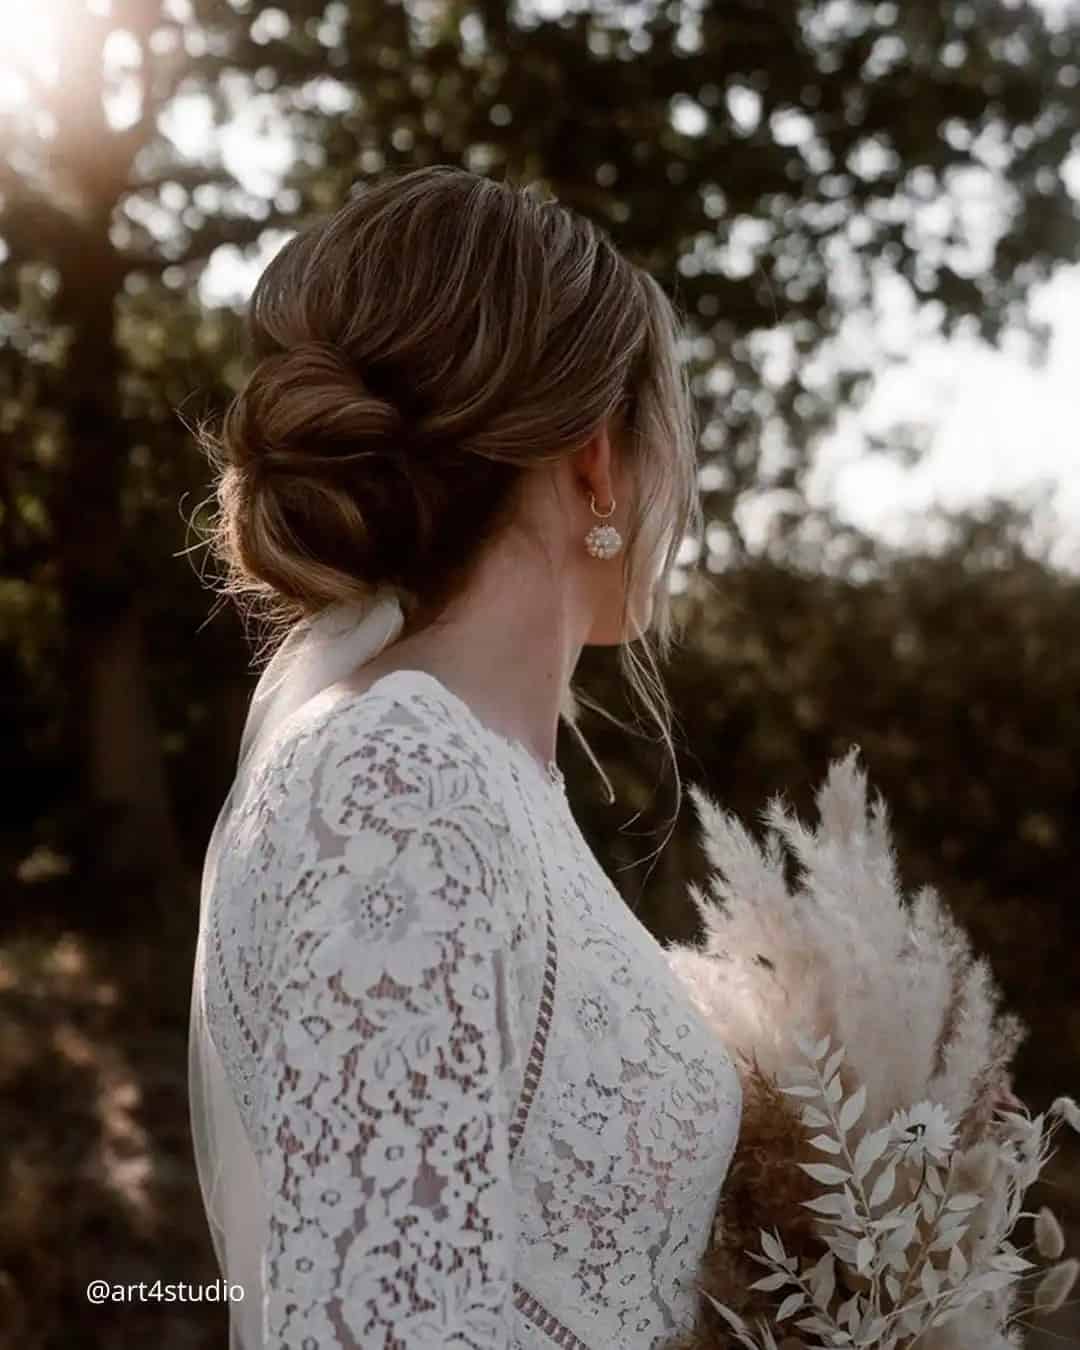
[584, 493, 623, 559]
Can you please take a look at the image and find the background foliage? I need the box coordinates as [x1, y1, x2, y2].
[1, 0, 1078, 1344]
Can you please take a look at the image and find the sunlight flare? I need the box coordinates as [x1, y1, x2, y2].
[0, 0, 63, 104]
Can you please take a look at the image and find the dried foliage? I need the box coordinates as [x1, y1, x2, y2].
[661, 751, 1080, 1349]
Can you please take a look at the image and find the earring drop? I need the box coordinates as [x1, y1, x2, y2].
[584, 493, 623, 559]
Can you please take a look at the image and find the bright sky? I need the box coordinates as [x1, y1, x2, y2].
[800, 264, 1080, 575]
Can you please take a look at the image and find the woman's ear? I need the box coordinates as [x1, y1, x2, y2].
[573, 418, 618, 511]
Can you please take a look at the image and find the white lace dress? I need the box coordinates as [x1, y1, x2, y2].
[203, 667, 742, 1350]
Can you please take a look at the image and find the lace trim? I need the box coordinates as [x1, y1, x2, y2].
[513, 1282, 593, 1349]
[503, 760, 586, 1348]
[508, 776, 558, 1161]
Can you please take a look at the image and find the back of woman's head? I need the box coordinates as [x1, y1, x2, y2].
[198, 164, 702, 823]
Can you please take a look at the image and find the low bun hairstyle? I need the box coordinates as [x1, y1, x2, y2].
[214, 336, 520, 613]
[196, 164, 703, 831]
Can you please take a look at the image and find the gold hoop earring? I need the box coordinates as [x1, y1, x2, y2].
[584, 493, 623, 560]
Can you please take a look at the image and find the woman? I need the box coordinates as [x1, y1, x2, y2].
[189, 164, 742, 1350]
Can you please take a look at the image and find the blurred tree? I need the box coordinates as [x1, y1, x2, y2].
[1, 0, 1079, 906]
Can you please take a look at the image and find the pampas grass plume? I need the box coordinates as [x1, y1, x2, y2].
[1034, 1205, 1066, 1261]
[1032, 1258, 1079, 1314]
[1050, 1095, 1080, 1133]
[667, 749, 1080, 1350]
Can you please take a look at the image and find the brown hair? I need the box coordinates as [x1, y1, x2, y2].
[195, 165, 702, 841]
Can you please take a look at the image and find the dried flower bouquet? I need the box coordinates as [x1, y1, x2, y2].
[661, 748, 1079, 1350]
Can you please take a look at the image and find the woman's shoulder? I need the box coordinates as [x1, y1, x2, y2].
[241, 667, 541, 938]
[264, 665, 562, 817]
[263, 665, 518, 807]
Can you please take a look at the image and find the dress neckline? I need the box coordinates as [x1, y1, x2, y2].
[347, 667, 568, 797]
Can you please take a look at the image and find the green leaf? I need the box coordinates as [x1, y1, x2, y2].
[944, 1192, 983, 1211]
[801, 1106, 832, 1128]
[948, 1243, 968, 1284]
[802, 1192, 852, 1215]
[798, 1161, 851, 1185]
[749, 1271, 791, 1292]
[852, 1125, 891, 1181]
[759, 1228, 787, 1265]
[700, 1290, 760, 1349]
[838, 1083, 867, 1133]
[869, 1162, 896, 1208]
[990, 1252, 1036, 1272]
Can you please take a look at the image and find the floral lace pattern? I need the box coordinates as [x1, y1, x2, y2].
[202, 669, 742, 1349]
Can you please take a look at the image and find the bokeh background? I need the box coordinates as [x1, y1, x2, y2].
[1, 0, 1078, 1346]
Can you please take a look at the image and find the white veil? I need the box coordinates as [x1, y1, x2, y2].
[188, 586, 406, 1349]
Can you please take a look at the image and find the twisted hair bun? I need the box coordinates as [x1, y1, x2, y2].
[230, 341, 408, 481]
[211, 336, 517, 618]
[218, 341, 406, 607]
[197, 164, 696, 640]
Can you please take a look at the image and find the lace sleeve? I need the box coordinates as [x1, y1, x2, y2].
[253, 706, 524, 1349]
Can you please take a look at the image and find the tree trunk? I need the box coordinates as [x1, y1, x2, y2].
[53, 233, 184, 919]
